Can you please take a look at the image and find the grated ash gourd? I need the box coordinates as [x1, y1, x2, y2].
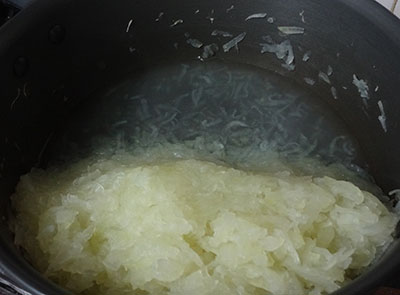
[11, 148, 397, 295]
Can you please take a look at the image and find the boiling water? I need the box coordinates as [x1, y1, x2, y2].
[49, 61, 369, 182]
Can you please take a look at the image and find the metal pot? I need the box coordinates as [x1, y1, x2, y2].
[0, 0, 399, 294]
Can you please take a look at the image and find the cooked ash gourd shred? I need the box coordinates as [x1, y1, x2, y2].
[10, 145, 398, 295]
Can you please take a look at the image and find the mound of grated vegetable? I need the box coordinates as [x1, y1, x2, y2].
[11, 151, 397, 295]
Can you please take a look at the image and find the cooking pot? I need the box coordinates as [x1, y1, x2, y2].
[0, 0, 400, 294]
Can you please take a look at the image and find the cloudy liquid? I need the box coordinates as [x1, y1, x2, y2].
[47, 61, 369, 183]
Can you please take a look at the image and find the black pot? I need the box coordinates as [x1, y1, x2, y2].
[0, 0, 400, 294]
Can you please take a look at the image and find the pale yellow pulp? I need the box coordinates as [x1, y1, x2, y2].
[11, 155, 397, 295]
